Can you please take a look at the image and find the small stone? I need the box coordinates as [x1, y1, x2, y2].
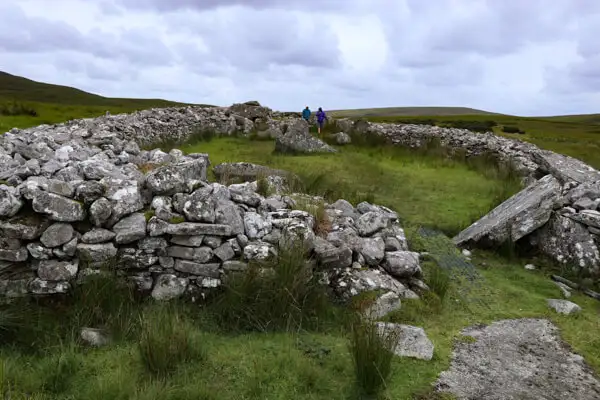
[524, 264, 536, 270]
[37, 259, 78, 281]
[376, 322, 434, 360]
[82, 228, 116, 244]
[173, 260, 220, 277]
[151, 274, 188, 300]
[214, 242, 235, 262]
[40, 223, 74, 248]
[547, 299, 581, 314]
[80, 327, 110, 347]
[112, 213, 147, 244]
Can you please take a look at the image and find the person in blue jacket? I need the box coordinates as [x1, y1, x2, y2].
[316, 107, 327, 136]
[302, 106, 311, 122]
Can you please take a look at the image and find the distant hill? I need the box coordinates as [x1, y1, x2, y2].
[0, 71, 205, 108]
[329, 106, 502, 118]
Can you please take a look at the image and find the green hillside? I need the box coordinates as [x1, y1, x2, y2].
[0, 71, 215, 132]
[329, 106, 501, 118]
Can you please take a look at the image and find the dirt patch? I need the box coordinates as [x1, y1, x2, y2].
[435, 318, 600, 399]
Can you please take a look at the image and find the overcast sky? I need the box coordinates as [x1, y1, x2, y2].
[1, 0, 599, 116]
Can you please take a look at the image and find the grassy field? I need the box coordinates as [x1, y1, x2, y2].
[0, 71, 210, 133]
[358, 114, 600, 170]
[1, 72, 600, 398]
[329, 106, 500, 118]
[2, 135, 599, 399]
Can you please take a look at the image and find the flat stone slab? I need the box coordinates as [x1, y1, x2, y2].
[454, 174, 561, 247]
[435, 318, 600, 400]
[532, 150, 600, 184]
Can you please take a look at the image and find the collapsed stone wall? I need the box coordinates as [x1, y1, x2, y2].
[349, 119, 600, 278]
[0, 104, 424, 311]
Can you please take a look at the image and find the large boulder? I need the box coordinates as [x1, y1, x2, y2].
[529, 213, 600, 276]
[274, 119, 337, 154]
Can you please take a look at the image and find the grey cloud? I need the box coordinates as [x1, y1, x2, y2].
[0, 3, 173, 67]
[111, 0, 352, 12]
[171, 8, 341, 70]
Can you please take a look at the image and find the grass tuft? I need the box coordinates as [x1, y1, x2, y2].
[138, 303, 205, 378]
[348, 316, 397, 397]
[210, 241, 331, 333]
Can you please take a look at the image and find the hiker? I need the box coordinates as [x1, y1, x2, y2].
[316, 107, 327, 136]
[302, 106, 311, 122]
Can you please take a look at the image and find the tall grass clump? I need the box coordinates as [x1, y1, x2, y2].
[422, 260, 451, 303]
[67, 270, 140, 342]
[348, 316, 397, 397]
[211, 241, 331, 333]
[292, 196, 331, 237]
[138, 303, 204, 378]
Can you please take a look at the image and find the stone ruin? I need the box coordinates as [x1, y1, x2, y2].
[3, 100, 600, 308]
[0, 102, 423, 315]
[354, 119, 600, 278]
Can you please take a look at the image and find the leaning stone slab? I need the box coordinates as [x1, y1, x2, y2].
[532, 150, 600, 184]
[454, 174, 561, 247]
[435, 318, 600, 399]
[376, 322, 434, 360]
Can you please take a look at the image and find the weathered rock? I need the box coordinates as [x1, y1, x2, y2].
[147, 217, 232, 237]
[77, 243, 118, 263]
[365, 291, 401, 319]
[222, 260, 248, 272]
[382, 251, 421, 279]
[146, 159, 207, 195]
[112, 213, 147, 244]
[173, 260, 220, 277]
[214, 242, 235, 262]
[376, 322, 434, 360]
[80, 327, 110, 347]
[102, 179, 144, 226]
[533, 150, 600, 184]
[358, 237, 386, 266]
[28, 278, 70, 295]
[243, 242, 276, 261]
[435, 319, 600, 400]
[356, 211, 389, 236]
[274, 119, 337, 154]
[30, 190, 86, 222]
[529, 213, 600, 275]
[335, 132, 351, 145]
[0, 185, 23, 218]
[37, 259, 78, 281]
[89, 197, 112, 226]
[313, 237, 353, 268]
[81, 228, 116, 244]
[454, 175, 561, 247]
[151, 274, 188, 300]
[170, 235, 204, 247]
[569, 209, 600, 228]
[166, 246, 213, 262]
[244, 212, 272, 240]
[0, 247, 28, 262]
[547, 299, 581, 314]
[213, 162, 291, 183]
[27, 242, 53, 259]
[40, 223, 74, 248]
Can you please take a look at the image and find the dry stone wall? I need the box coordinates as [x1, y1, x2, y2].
[0, 103, 425, 306]
[350, 119, 600, 278]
